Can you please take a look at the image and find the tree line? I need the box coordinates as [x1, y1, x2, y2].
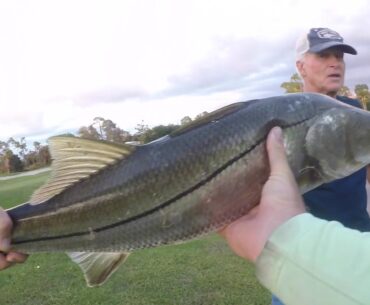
[0, 138, 51, 174]
[1, 74, 369, 174]
[0, 112, 208, 174]
[281, 73, 370, 109]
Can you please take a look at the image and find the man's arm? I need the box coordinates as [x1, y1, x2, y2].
[0, 208, 28, 270]
[256, 213, 370, 305]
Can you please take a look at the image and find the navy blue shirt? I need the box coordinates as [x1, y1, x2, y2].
[303, 96, 370, 232]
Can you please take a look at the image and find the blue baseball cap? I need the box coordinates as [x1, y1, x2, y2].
[296, 28, 357, 58]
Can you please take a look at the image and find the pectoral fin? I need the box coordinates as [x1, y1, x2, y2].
[67, 252, 130, 287]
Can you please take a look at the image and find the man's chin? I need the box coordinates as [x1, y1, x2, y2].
[324, 85, 342, 97]
[327, 90, 338, 98]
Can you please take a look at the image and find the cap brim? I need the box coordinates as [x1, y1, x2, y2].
[309, 41, 357, 55]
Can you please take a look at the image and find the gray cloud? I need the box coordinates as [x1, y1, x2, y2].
[66, 18, 370, 109]
[75, 87, 148, 105]
[161, 34, 297, 99]
[162, 25, 369, 101]
[345, 47, 370, 89]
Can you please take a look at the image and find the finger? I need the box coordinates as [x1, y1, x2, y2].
[0, 208, 12, 252]
[266, 127, 287, 170]
[266, 127, 294, 178]
[6, 252, 28, 264]
[0, 253, 13, 270]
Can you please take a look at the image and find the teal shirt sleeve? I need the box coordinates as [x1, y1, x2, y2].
[255, 213, 370, 305]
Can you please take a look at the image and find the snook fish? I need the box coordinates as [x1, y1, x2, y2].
[6, 93, 370, 286]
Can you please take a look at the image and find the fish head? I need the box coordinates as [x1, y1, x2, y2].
[305, 104, 370, 180]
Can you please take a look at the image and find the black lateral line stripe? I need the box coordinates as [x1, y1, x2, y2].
[13, 119, 310, 245]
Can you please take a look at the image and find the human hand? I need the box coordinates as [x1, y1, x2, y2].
[0, 207, 28, 270]
[219, 127, 306, 262]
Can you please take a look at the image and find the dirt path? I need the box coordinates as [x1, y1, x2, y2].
[0, 167, 51, 181]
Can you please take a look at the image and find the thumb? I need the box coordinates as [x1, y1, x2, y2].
[266, 127, 294, 178]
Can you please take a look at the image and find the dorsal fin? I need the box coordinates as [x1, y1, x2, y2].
[171, 102, 249, 137]
[29, 136, 136, 205]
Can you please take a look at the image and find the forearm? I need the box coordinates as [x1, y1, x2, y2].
[256, 213, 370, 305]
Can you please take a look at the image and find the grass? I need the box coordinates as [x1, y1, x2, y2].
[0, 172, 51, 208]
[0, 172, 270, 305]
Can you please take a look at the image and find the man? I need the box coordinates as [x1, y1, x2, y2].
[272, 27, 370, 305]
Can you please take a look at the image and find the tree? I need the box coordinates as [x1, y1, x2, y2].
[133, 121, 150, 143]
[23, 141, 51, 170]
[354, 84, 370, 110]
[33, 141, 41, 152]
[338, 86, 352, 97]
[0, 140, 9, 171]
[194, 111, 209, 120]
[281, 73, 303, 93]
[0, 140, 9, 153]
[37, 145, 51, 166]
[100, 119, 131, 143]
[24, 151, 38, 169]
[93, 117, 105, 138]
[0, 149, 23, 173]
[7, 137, 28, 159]
[79, 118, 131, 143]
[78, 125, 101, 140]
[138, 124, 180, 143]
[180, 116, 192, 125]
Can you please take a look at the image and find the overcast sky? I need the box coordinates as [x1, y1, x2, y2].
[0, 0, 369, 143]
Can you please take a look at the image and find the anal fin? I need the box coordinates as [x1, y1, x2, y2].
[67, 252, 130, 287]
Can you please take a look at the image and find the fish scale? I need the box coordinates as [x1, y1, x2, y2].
[7, 94, 333, 252]
[6, 92, 370, 286]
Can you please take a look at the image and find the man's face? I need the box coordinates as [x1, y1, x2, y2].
[296, 48, 345, 96]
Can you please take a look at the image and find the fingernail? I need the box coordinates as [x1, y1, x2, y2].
[272, 127, 283, 142]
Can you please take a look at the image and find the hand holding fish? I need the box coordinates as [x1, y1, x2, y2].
[219, 127, 306, 262]
[0, 208, 28, 270]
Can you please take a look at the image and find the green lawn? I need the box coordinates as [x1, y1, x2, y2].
[0, 172, 270, 305]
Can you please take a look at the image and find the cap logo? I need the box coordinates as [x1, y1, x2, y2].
[316, 28, 342, 40]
